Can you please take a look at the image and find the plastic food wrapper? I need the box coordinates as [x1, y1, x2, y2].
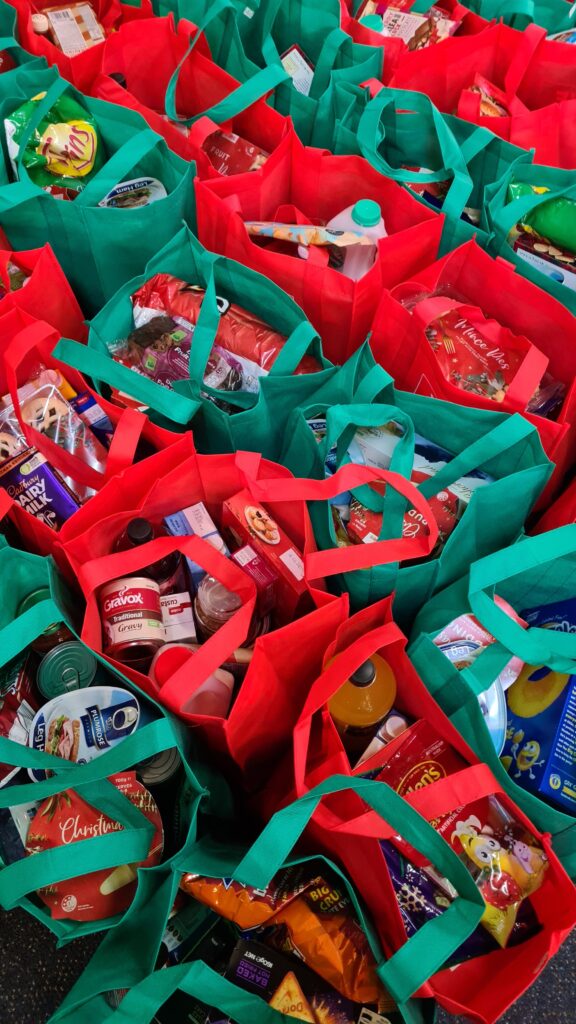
[525, 373, 565, 419]
[0, 652, 40, 787]
[181, 864, 386, 1005]
[98, 177, 167, 209]
[0, 367, 109, 503]
[376, 720, 548, 946]
[0, 50, 16, 74]
[358, 0, 461, 48]
[469, 74, 512, 117]
[501, 597, 576, 814]
[403, 166, 480, 225]
[510, 225, 576, 293]
[202, 130, 269, 176]
[547, 28, 576, 43]
[108, 274, 320, 408]
[422, 304, 537, 402]
[25, 772, 163, 920]
[0, 260, 30, 298]
[207, 937, 397, 1024]
[33, 3, 106, 56]
[380, 840, 541, 961]
[5, 90, 103, 198]
[245, 221, 374, 247]
[507, 183, 576, 255]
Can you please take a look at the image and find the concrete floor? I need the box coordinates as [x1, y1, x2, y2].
[1, 907, 574, 1024]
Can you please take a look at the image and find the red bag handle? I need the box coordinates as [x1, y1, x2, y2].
[3, 321, 145, 489]
[293, 618, 406, 795]
[234, 459, 439, 578]
[0, 488, 13, 521]
[78, 534, 257, 714]
[325, 762, 503, 837]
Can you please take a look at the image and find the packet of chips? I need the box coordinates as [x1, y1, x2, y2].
[507, 183, 576, 255]
[181, 864, 386, 1005]
[5, 91, 103, 197]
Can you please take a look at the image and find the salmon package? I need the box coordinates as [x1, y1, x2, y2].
[181, 864, 385, 1004]
[376, 721, 548, 947]
[26, 772, 163, 921]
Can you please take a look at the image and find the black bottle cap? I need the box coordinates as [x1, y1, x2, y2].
[350, 659, 376, 687]
[127, 517, 154, 546]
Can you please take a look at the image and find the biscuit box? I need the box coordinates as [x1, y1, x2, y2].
[501, 598, 576, 813]
[221, 491, 309, 624]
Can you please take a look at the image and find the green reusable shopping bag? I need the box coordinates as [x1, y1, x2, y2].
[281, 348, 552, 624]
[53, 225, 332, 455]
[409, 526, 576, 878]
[50, 774, 482, 1024]
[0, 0, 45, 73]
[352, 87, 532, 255]
[0, 66, 196, 316]
[462, 0, 576, 32]
[180, 0, 383, 143]
[486, 162, 576, 315]
[0, 545, 217, 942]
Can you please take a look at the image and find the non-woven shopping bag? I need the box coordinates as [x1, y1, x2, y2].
[53, 225, 331, 450]
[409, 526, 576, 878]
[196, 131, 443, 365]
[0, 66, 196, 315]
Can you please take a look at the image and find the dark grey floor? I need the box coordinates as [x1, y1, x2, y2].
[1, 907, 574, 1024]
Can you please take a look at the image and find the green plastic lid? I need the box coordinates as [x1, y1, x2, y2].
[352, 199, 382, 228]
[359, 13, 383, 30]
[37, 641, 97, 699]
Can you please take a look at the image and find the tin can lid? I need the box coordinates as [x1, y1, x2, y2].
[37, 642, 98, 699]
[138, 747, 182, 786]
[18, 588, 60, 635]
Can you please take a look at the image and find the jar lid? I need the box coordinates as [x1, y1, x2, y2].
[197, 576, 242, 621]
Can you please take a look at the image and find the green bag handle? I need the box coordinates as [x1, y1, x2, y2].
[489, 171, 576, 241]
[467, 526, 576, 672]
[357, 88, 476, 222]
[53, 337, 199, 426]
[86, 961, 294, 1024]
[0, 596, 67, 667]
[0, 717, 181, 907]
[234, 774, 483, 1008]
[415, 413, 540, 502]
[477, 0, 537, 20]
[165, 42, 288, 125]
[312, 28, 379, 97]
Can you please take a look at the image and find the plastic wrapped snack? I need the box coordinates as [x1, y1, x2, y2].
[5, 91, 103, 198]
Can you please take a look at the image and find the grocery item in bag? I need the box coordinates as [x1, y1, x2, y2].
[0, 652, 40, 787]
[25, 771, 163, 920]
[326, 653, 397, 764]
[501, 597, 576, 814]
[32, 3, 106, 55]
[98, 177, 167, 209]
[0, 448, 80, 529]
[5, 90, 103, 197]
[202, 131, 269, 175]
[358, 0, 461, 48]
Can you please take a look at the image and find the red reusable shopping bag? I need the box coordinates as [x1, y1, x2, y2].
[390, 22, 576, 167]
[0, 243, 86, 340]
[59, 437, 356, 774]
[195, 130, 443, 365]
[291, 767, 576, 1024]
[6, 0, 154, 91]
[90, 15, 290, 173]
[0, 310, 165, 556]
[532, 477, 576, 532]
[369, 240, 576, 498]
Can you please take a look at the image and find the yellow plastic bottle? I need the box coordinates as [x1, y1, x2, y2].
[328, 653, 397, 762]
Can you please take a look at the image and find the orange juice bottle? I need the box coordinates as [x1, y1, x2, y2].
[328, 653, 397, 762]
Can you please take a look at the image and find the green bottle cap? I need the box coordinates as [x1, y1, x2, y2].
[359, 13, 383, 30]
[37, 642, 97, 699]
[352, 199, 382, 228]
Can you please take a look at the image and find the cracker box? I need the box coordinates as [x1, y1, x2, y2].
[222, 491, 308, 623]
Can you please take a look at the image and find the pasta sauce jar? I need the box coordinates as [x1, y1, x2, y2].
[99, 576, 165, 669]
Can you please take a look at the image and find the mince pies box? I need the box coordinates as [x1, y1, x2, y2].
[222, 490, 309, 623]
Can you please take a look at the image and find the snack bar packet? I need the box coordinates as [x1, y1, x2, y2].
[5, 90, 103, 198]
[376, 720, 548, 946]
[507, 182, 576, 255]
[26, 772, 163, 920]
[433, 596, 526, 690]
[468, 74, 512, 117]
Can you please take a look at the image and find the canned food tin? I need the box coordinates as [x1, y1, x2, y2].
[99, 576, 165, 667]
[18, 588, 74, 654]
[37, 642, 98, 699]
